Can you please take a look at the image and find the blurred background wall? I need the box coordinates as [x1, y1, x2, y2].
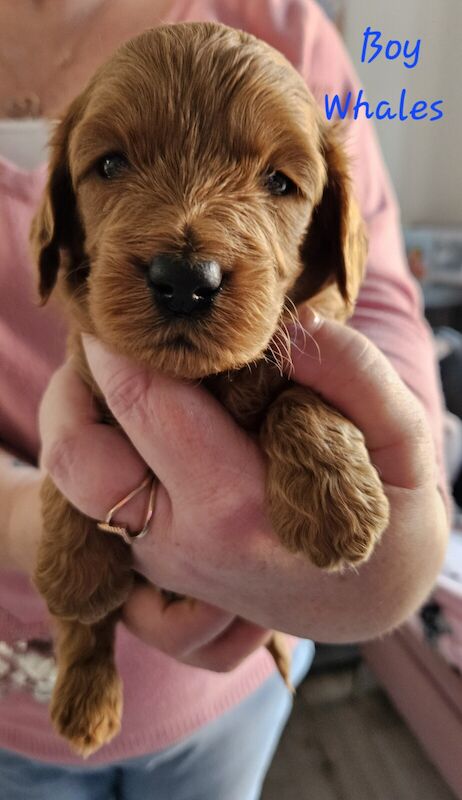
[340, 0, 461, 227]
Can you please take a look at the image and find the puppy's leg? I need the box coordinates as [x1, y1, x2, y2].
[50, 614, 122, 757]
[35, 474, 134, 624]
[260, 386, 389, 571]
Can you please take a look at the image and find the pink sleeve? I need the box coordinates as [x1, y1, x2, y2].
[305, 3, 447, 494]
[249, 0, 447, 494]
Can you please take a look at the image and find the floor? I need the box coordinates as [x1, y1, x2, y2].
[261, 656, 457, 800]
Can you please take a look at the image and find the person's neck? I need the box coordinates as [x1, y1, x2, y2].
[4, 0, 109, 31]
[17, 0, 107, 19]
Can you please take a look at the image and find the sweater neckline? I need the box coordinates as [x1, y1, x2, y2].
[0, 155, 48, 201]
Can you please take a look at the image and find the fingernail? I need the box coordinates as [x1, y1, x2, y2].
[81, 333, 108, 371]
[288, 305, 322, 343]
[298, 305, 322, 330]
[81, 332, 98, 348]
[81, 333, 106, 361]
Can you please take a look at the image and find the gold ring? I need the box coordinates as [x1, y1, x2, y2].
[97, 473, 157, 545]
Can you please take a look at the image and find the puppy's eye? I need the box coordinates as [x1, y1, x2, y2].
[96, 153, 129, 180]
[264, 169, 297, 197]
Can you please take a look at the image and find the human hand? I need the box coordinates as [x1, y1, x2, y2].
[39, 307, 448, 651]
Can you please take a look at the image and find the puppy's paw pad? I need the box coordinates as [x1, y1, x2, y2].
[51, 668, 122, 757]
[66, 710, 121, 759]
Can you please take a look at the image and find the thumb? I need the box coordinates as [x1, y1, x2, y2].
[83, 335, 264, 503]
[289, 307, 433, 487]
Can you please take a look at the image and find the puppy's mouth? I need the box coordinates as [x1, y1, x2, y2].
[164, 334, 198, 352]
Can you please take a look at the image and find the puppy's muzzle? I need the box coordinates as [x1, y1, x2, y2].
[148, 254, 222, 317]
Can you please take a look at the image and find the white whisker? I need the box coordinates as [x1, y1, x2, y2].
[270, 325, 294, 378]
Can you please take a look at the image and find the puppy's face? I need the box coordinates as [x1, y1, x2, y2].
[33, 23, 365, 379]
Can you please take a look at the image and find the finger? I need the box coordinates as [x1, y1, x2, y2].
[289, 307, 433, 487]
[82, 335, 264, 505]
[38, 359, 155, 526]
[184, 618, 272, 672]
[122, 582, 236, 657]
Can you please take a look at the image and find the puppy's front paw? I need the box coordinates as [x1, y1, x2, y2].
[261, 386, 389, 571]
[51, 662, 122, 758]
[268, 450, 389, 570]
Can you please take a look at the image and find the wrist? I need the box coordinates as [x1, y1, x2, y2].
[5, 474, 42, 575]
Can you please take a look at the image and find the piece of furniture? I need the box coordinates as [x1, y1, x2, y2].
[363, 532, 462, 799]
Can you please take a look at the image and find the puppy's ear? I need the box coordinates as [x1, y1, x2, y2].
[30, 97, 85, 304]
[291, 126, 367, 316]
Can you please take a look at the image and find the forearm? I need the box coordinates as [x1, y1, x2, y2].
[0, 446, 40, 572]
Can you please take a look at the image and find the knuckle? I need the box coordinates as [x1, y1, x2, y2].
[103, 367, 151, 420]
[401, 397, 432, 447]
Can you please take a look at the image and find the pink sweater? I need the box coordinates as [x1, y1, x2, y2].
[0, 0, 445, 764]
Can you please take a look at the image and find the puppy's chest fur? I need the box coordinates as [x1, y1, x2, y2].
[204, 366, 288, 431]
[70, 330, 288, 433]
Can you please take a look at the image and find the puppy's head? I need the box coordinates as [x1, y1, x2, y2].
[32, 22, 366, 379]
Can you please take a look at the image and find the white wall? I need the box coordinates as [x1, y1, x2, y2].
[343, 0, 462, 226]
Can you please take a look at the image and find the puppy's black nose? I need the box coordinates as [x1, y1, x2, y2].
[148, 255, 222, 316]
